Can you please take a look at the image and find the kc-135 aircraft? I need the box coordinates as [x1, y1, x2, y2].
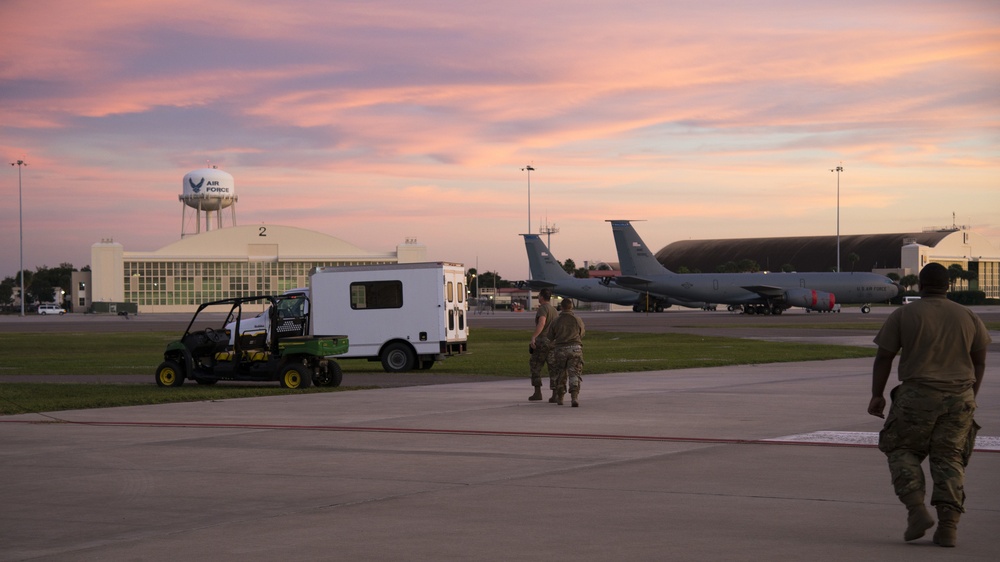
[607, 220, 900, 314]
[522, 233, 707, 311]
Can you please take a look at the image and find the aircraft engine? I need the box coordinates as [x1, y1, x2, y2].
[784, 288, 836, 311]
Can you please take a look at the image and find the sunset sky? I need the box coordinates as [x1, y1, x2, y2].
[3, 0, 998, 281]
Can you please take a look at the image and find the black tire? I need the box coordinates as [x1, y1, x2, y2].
[314, 361, 343, 387]
[861, 305, 871, 314]
[279, 361, 312, 389]
[155, 360, 185, 387]
[381, 342, 415, 372]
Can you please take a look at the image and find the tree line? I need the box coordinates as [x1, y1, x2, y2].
[1, 264, 82, 312]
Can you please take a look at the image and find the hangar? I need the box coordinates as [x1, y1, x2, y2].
[75, 225, 426, 314]
[73, 225, 427, 313]
[654, 228, 1000, 299]
[72, 168, 427, 313]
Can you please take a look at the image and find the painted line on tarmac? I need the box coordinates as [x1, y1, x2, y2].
[4, 419, 998, 452]
[768, 431, 1000, 451]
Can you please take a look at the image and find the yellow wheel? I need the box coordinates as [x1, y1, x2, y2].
[155, 360, 185, 387]
[279, 362, 312, 389]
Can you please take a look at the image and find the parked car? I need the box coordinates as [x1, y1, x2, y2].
[38, 304, 66, 315]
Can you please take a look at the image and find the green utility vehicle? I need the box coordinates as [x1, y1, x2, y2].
[155, 294, 348, 389]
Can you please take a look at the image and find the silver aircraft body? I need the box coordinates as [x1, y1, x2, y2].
[608, 220, 900, 314]
[522, 234, 706, 311]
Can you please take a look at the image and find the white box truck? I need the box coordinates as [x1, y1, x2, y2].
[308, 262, 469, 371]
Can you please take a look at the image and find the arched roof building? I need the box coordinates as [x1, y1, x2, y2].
[653, 229, 1000, 298]
[83, 224, 427, 313]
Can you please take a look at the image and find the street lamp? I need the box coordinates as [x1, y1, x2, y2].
[521, 165, 534, 233]
[11, 159, 27, 316]
[831, 165, 843, 273]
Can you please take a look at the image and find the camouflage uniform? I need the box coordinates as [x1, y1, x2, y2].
[874, 294, 990, 513]
[878, 384, 977, 509]
[546, 308, 585, 396]
[548, 344, 584, 395]
[530, 301, 559, 388]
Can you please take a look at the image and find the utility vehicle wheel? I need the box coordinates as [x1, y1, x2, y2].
[381, 342, 415, 372]
[861, 305, 871, 314]
[155, 360, 185, 387]
[279, 362, 312, 389]
[314, 361, 343, 387]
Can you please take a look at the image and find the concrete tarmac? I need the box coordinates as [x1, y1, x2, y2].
[2, 353, 998, 560]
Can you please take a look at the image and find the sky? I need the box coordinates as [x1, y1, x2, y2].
[2, 0, 999, 281]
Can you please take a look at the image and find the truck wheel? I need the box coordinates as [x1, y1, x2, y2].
[155, 360, 185, 387]
[314, 361, 343, 387]
[279, 362, 313, 389]
[381, 342, 415, 372]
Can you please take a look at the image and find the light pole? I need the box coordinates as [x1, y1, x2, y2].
[831, 165, 843, 273]
[521, 165, 534, 233]
[11, 159, 27, 316]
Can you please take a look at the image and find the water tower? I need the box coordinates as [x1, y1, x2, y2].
[179, 167, 238, 238]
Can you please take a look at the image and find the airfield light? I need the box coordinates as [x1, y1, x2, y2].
[831, 165, 844, 273]
[11, 159, 27, 316]
[522, 165, 535, 233]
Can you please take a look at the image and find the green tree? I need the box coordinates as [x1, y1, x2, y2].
[737, 259, 759, 273]
[561, 258, 576, 275]
[467, 268, 479, 296]
[886, 272, 900, 282]
[0, 277, 14, 310]
[846, 253, 860, 272]
[947, 264, 965, 291]
[781, 263, 796, 273]
[900, 274, 919, 292]
[477, 270, 511, 289]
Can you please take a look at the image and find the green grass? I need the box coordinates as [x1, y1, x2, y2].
[0, 329, 876, 415]
[0, 383, 371, 417]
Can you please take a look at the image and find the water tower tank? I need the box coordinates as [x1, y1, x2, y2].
[181, 168, 236, 210]
[179, 168, 238, 237]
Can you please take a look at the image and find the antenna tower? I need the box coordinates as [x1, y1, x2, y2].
[539, 219, 560, 250]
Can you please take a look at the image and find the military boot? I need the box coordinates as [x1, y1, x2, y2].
[556, 392, 565, 406]
[571, 391, 579, 408]
[528, 385, 543, 401]
[933, 506, 960, 547]
[548, 390, 558, 403]
[900, 491, 934, 541]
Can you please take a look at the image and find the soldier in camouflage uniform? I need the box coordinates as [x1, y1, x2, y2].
[869, 263, 990, 547]
[546, 298, 586, 407]
[529, 289, 559, 402]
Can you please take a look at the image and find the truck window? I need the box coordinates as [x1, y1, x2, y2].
[351, 280, 403, 309]
[447, 281, 454, 303]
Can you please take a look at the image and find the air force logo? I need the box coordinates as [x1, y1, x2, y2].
[188, 177, 227, 194]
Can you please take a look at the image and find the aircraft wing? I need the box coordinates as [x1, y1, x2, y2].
[522, 279, 558, 289]
[740, 285, 786, 298]
[611, 275, 655, 287]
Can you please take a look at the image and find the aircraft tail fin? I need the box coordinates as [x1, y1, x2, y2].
[522, 234, 572, 282]
[608, 220, 673, 276]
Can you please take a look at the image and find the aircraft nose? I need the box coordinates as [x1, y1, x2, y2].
[890, 282, 902, 299]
